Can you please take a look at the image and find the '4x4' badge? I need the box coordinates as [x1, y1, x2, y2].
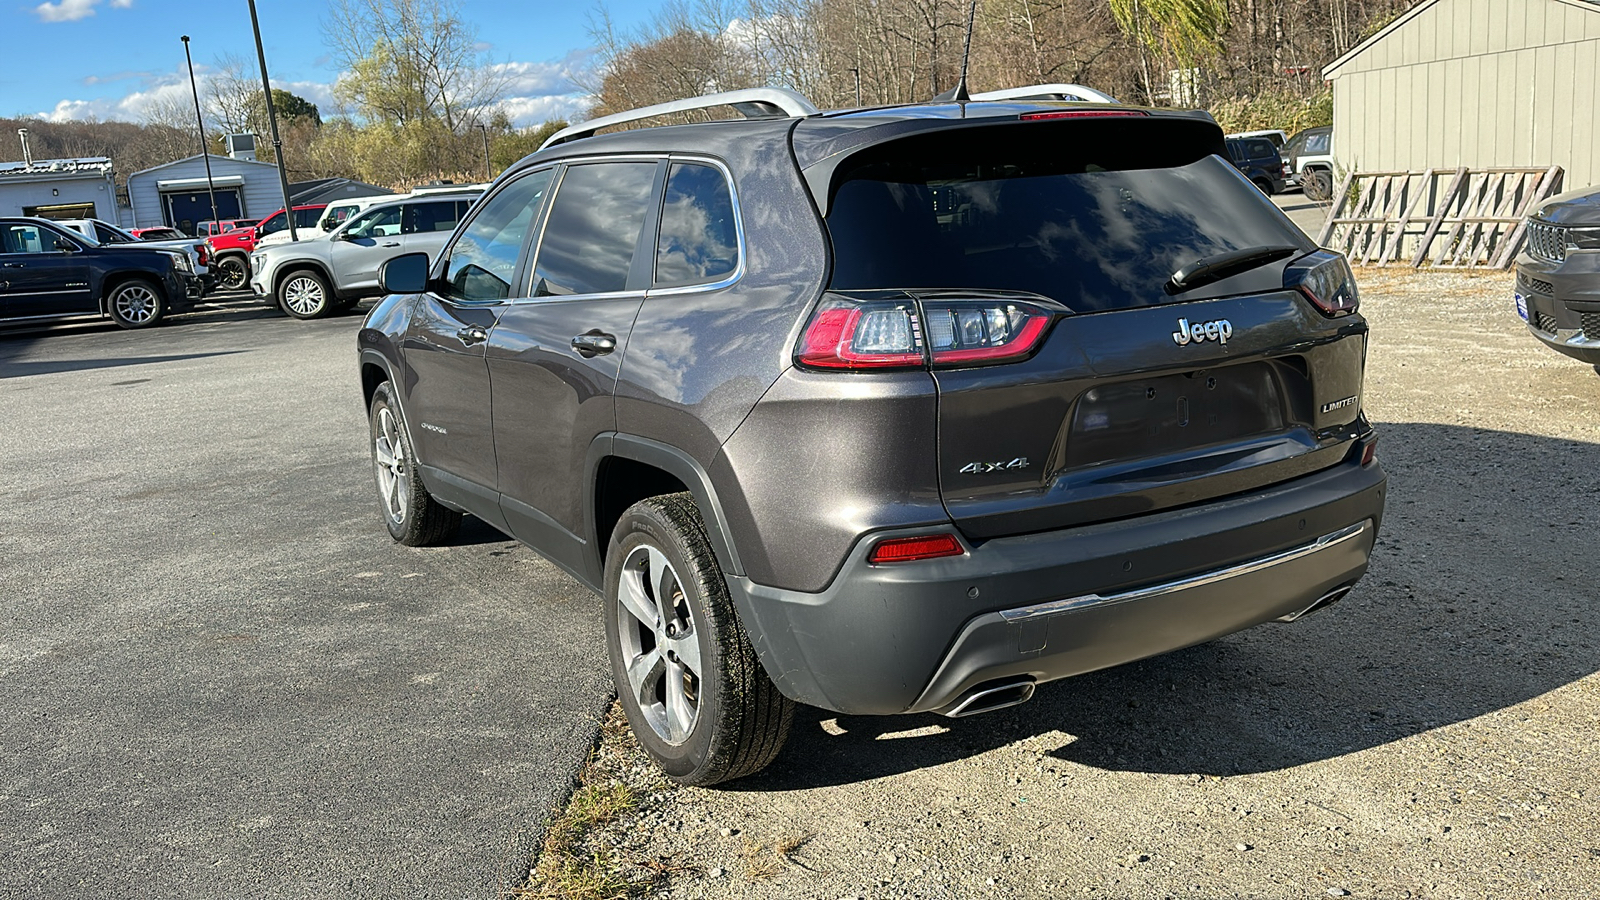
[960, 457, 1030, 475]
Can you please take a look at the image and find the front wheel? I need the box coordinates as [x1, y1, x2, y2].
[368, 381, 461, 546]
[214, 255, 248, 290]
[604, 494, 793, 786]
[106, 278, 166, 329]
[279, 270, 334, 319]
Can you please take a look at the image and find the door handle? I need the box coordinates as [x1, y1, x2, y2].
[571, 331, 617, 358]
[2, 262, 24, 268]
[381, 242, 401, 248]
[456, 325, 488, 346]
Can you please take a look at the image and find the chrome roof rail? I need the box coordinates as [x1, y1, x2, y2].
[540, 87, 821, 151]
[969, 83, 1119, 104]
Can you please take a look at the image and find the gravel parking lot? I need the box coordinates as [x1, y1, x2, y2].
[0, 294, 611, 899]
[534, 268, 1600, 900]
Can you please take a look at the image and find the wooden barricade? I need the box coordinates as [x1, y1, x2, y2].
[1315, 166, 1564, 269]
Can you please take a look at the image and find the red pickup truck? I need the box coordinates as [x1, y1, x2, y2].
[206, 204, 325, 290]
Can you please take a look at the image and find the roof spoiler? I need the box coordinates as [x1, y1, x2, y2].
[540, 87, 821, 151]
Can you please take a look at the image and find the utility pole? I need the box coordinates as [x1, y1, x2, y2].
[181, 36, 220, 233]
[247, 0, 298, 242]
[477, 123, 491, 181]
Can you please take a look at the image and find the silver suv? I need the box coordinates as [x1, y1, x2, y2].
[250, 192, 478, 319]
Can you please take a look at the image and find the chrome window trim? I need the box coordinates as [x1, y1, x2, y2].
[998, 520, 1372, 622]
[647, 154, 746, 297]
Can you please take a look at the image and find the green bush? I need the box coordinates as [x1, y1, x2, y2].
[1209, 88, 1332, 136]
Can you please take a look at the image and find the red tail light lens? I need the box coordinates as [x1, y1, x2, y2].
[1285, 250, 1359, 317]
[194, 243, 209, 266]
[1360, 436, 1378, 467]
[797, 295, 1054, 371]
[868, 533, 964, 564]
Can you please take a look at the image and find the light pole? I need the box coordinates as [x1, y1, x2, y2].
[476, 124, 491, 181]
[180, 35, 220, 233]
[247, 0, 298, 242]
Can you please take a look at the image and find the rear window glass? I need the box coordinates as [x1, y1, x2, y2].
[826, 125, 1306, 311]
[1306, 131, 1331, 154]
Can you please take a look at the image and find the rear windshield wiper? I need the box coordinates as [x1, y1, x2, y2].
[1165, 245, 1300, 295]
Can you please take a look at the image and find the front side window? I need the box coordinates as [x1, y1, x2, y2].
[533, 162, 657, 297]
[440, 170, 553, 303]
[345, 206, 402, 238]
[258, 213, 285, 236]
[295, 207, 322, 228]
[654, 162, 738, 287]
[0, 223, 76, 254]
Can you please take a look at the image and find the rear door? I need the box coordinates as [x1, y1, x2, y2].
[486, 159, 661, 580]
[820, 120, 1366, 540]
[330, 205, 404, 293]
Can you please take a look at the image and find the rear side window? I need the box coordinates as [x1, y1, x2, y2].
[533, 162, 657, 297]
[826, 122, 1307, 312]
[440, 170, 553, 303]
[405, 200, 468, 234]
[654, 162, 738, 287]
[295, 208, 322, 228]
[1306, 131, 1331, 154]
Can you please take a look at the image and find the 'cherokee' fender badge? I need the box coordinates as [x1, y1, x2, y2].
[1172, 317, 1233, 346]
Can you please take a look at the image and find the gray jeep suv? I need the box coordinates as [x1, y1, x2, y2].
[355, 87, 1386, 785]
[1516, 185, 1600, 374]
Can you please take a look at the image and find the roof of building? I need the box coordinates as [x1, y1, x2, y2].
[126, 152, 281, 181]
[1323, 0, 1600, 78]
[288, 177, 394, 204]
[0, 157, 114, 180]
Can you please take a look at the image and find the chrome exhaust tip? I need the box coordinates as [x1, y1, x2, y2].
[1276, 584, 1354, 623]
[938, 678, 1036, 718]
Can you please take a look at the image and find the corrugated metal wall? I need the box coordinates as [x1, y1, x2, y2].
[126, 155, 287, 228]
[1329, 0, 1600, 190]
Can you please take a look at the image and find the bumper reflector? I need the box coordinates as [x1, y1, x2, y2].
[868, 533, 964, 564]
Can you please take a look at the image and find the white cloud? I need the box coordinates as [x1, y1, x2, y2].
[488, 49, 596, 127]
[109, 0, 132, 6]
[35, 0, 99, 22]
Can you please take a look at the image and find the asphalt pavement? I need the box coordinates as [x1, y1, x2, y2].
[0, 294, 612, 898]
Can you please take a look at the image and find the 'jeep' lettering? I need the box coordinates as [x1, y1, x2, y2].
[1172, 317, 1234, 347]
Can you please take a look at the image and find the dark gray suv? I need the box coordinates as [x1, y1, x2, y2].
[356, 87, 1386, 786]
[1516, 186, 1600, 374]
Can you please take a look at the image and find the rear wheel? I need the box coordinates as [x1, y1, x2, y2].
[106, 278, 166, 329]
[605, 494, 793, 786]
[214, 255, 248, 290]
[1252, 177, 1275, 196]
[1303, 168, 1333, 202]
[368, 381, 461, 546]
[279, 270, 334, 319]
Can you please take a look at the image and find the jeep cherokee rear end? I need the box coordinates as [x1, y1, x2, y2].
[357, 89, 1384, 785]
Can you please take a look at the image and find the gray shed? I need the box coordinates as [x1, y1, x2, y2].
[125, 153, 287, 234]
[0, 157, 120, 223]
[1323, 0, 1600, 190]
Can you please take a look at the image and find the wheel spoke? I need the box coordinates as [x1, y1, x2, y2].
[625, 647, 665, 708]
[664, 661, 695, 742]
[616, 567, 659, 629]
[374, 439, 397, 470]
[648, 546, 676, 620]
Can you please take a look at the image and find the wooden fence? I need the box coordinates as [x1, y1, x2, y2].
[1314, 166, 1565, 269]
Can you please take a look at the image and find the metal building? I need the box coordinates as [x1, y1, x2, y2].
[1323, 0, 1600, 191]
[0, 157, 121, 223]
[125, 153, 287, 235]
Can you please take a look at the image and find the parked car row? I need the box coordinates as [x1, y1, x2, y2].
[55, 218, 214, 292]
[0, 216, 203, 327]
[1223, 125, 1335, 199]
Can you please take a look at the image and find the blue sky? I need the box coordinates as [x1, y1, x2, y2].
[3, 0, 656, 127]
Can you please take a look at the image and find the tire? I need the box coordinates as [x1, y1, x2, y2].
[214, 255, 248, 291]
[367, 381, 461, 546]
[106, 278, 166, 329]
[604, 493, 793, 786]
[279, 269, 334, 319]
[1303, 168, 1333, 202]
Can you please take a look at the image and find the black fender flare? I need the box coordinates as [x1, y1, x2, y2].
[585, 433, 745, 580]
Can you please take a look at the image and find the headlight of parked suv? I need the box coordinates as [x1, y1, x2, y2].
[1567, 226, 1600, 251]
[165, 250, 194, 273]
[250, 253, 265, 272]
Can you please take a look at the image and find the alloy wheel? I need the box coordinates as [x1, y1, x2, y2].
[112, 283, 159, 325]
[373, 406, 410, 524]
[283, 276, 326, 316]
[616, 544, 702, 745]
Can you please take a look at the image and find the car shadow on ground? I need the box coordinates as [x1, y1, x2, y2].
[0, 351, 247, 378]
[731, 422, 1600, 790]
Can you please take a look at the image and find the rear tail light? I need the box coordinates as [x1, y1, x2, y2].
[797, 294, 1054, 370]
[1285, 250, 1359, 317]
[194, 243, 209, 266]
[1360, 435, 1378, 467]
[868, 533, 964, 564]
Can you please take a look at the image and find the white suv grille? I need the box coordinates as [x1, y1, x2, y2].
[1526, 221, 1567, 263]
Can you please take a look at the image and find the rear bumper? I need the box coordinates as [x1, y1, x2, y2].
[726, 455, 1386, 716]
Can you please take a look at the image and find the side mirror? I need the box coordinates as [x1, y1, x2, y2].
[379, 252, 430, 294]
[322, 220, 336, 232]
